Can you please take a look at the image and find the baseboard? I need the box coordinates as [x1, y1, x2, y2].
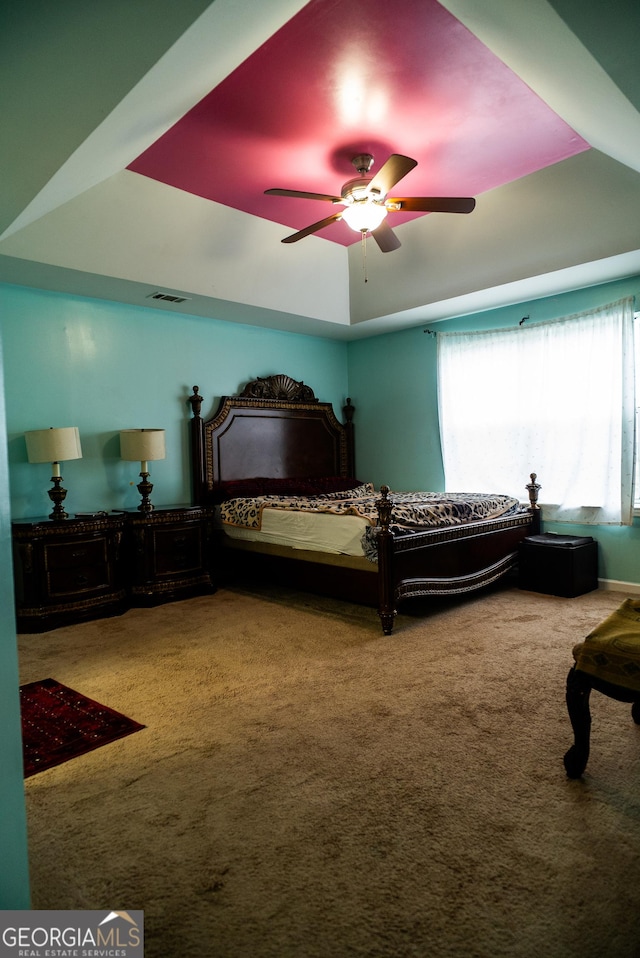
[598, 578, 640, 595]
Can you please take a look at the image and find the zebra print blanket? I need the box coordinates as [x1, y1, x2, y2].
[220, 484, 521, 533]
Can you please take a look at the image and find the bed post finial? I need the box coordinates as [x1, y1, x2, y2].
[376, 485, 393, 532]
[188, 386, 203, 419]
[188, 387, 205, 505]
[343, 398, 356, 477]
[526, 472, 541, 510]
[343, 398, 355, 424]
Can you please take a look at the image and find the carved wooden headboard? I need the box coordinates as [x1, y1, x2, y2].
[188, 374, 355, 505]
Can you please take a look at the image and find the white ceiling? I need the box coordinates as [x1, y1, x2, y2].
[2, 0, 640, 341]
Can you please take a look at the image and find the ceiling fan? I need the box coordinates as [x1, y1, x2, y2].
[265, 153, 476, 252]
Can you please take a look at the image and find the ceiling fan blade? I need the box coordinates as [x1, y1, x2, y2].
[371, 219, 401, 253]
[387, 196, 476, 214]
[265, 188, 340, 203]
[366, 154, 417, 198]
[281, 211, 343, 243]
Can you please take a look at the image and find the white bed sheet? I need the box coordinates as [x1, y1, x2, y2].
[222, 506, 370, 556]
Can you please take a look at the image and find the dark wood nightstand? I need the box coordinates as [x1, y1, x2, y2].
[12, 513, 127, 632]
[121, 505, 215, 606]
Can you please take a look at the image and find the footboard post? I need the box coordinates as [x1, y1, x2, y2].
[526, 472, 541, 535]
[376, 486, 397, 635]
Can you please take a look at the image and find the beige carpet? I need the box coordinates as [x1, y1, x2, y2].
[18, 584, 640, 958]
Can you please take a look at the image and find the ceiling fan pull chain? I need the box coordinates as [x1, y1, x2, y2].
[362, 230, 368, 283]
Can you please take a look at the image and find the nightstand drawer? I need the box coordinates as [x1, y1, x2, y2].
[124, 505, 215, 605]
[47, 563, 110, 597]
[12, 515, 127, 632]
[44, 538, 107, 571]
[152, 526, 202, 575]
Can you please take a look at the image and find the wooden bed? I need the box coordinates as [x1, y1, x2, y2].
[188, 374, 540, 634]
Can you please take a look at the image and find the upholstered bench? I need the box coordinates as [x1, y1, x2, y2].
[564, 598, 640, 778]
[519, 532, 598, 597]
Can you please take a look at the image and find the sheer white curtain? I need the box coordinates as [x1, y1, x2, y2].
[437, 297, 636, 524]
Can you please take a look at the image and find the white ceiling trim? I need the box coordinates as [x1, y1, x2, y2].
[0, 171, 352, 326]
[0, 0, 308, 243]
[361, 250, 640, 336]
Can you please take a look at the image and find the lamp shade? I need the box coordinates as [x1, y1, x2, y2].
[25, 427, 82, 464]
[341, 201, 388, 233]
[120, 429, 166, 463]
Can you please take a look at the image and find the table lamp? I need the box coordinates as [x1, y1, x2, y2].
[25, 426, 83, 520]
[120, 428, 166, 512]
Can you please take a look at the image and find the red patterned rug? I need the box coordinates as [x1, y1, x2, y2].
[20, 678, 145, 777]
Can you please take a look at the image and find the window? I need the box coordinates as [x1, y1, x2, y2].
[437, 297, 635, 525]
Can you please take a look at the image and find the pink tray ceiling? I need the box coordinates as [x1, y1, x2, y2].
[128, 0, 589, 247]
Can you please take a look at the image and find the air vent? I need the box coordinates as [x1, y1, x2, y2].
[147, 291, 190, 304]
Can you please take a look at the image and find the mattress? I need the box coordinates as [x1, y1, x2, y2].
[222, 506, 370, 556]
[220, 486, 524, 558]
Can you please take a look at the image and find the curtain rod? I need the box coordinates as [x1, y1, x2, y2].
[424, 314, 530, 335]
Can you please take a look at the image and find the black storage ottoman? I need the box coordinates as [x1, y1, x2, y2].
[518, 533, 598, 597]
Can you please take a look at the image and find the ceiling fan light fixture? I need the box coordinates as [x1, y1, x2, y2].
[265, 152, 475, 249]
[341, 201, 387, 234]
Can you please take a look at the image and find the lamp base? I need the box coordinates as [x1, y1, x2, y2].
[137, 472, 155, 512]
[48, 477, 69, 521]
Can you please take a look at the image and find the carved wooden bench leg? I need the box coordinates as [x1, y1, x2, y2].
[564, 666, 592, 779]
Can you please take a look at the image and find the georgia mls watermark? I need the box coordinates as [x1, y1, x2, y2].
[0, 911, 144, 958]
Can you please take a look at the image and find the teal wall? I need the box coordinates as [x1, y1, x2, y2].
[0, 330, 30, 907]
[1, 285, 348, 519]
[347, 274, 640, 587]
[347, 323, 444, 491]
